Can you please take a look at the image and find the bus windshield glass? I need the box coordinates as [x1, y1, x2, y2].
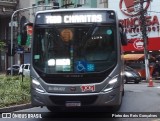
[33, 11, 117, 74]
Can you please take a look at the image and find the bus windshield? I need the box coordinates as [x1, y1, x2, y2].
[33, 24, 117, 74]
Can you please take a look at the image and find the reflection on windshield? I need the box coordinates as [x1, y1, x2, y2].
[33, 25, 117, 74]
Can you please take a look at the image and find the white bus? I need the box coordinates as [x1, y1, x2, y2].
[26, 8, 127, 112]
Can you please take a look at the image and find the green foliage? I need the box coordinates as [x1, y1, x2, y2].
[0, 40, 5, 51]
[0, 75, 31, 108]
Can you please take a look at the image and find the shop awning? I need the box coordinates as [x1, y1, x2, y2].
[124, 54, 144, 61]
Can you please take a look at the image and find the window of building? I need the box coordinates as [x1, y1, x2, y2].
[37, 0, 45, 5]
[63, 0, 72, 5]
[1, 0, 17, 2]
[48, 0, 58, 3]
[78, 0, 86, 5]
[99, 0, 107, 4]
[62, 0, 74, 8]
[48, 0, 59, 9]
[37, 0, 45, 11]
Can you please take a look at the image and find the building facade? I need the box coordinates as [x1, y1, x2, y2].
[33, 0, 97, 9]
[0, 0, 109, 72]
[107, 0, 160, 54]
[2, 0, 159, 72]
[0, 0, 19, 71]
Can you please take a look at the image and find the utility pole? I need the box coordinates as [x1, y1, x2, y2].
[139, 0, 150, 82]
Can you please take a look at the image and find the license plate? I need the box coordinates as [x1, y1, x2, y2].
[65, 101, 81, 107]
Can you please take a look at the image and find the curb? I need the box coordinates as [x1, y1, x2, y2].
[142, 80, 160, 83]
[0, 103, 33, 112]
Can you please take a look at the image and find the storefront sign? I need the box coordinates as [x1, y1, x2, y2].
[112, 0, 160, 52]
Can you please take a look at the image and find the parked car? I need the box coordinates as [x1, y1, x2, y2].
[127, 63, 154, 80]
[6, 64, 20, 75]
[124, 66, 141, 84]
[19, 64, 30, 77]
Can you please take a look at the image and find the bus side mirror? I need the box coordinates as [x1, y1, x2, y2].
[121, 32, 128, 46]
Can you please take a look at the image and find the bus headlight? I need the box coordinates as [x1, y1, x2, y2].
[32, 79, 46, 93]
[125, 72, 132, 77]
[103, 77, 118, 92]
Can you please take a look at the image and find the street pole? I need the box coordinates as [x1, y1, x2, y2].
[139, 0, 150, 82]
[10, 5, 52, 76]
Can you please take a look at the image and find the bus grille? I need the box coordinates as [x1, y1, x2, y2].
[49, 95, 98, 106]
[36, 66, 114, 84]
[43, 76, 106, 84]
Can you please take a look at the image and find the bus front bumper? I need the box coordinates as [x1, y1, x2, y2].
[31, 87, 122, 107]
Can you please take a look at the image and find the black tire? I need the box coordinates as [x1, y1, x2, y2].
[110, 98, 122, 112]
[104, 91, 123, 112]
[122, 87, 124, 96]
[47, 106, 64, 113]
[124, 76, 128, 84]
[110, 105, 121, 112]
[135, 80, 139, 84]
[47, 106, 55, 112]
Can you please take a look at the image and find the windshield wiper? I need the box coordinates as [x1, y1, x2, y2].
[81, 24, 97, 47]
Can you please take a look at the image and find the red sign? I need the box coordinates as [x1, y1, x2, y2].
[119, 0, 150, 16]
[119, 0, 160, 52]
[81, 85, 95, 92]
[123, 0, 134, 12]
[133, 39, 144, 50]
[123, 37, 160, 52]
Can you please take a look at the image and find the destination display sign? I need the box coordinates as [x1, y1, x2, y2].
[45, 14, 103, 23]
[35, 10, 116, 24]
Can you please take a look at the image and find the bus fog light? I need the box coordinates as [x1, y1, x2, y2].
[103, 78, 118, 92]
[32, 79, 46, 93]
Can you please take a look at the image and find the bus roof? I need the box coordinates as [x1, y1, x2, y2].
[35, 8, 117, 15]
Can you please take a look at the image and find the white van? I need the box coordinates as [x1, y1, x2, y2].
[19, 64, 30, 77]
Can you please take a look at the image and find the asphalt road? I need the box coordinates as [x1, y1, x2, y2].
[1, 82, 160, 121]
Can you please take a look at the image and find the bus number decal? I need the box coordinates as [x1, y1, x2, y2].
[81, 85, 95, 92]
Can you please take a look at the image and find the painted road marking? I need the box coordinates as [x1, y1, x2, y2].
[155, 86, 160, 89]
